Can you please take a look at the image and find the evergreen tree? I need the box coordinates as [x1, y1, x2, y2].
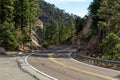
[88, 0, 102, 32]
[75, 17, 84, 34]
[88, 0, 102, 15]
[0, 0, 18, 49]
[29, 0, 39, 22]
[29, 0, 39, 45]
[14, 0, 23, 47]
[100, 33, 120, 60]
[40, 0, 76, 44]
[51, 20, 59, 43]
[14, 0, 39, 41]
[0, 0, 2, 24]
[0, 22, 18, 49]
[14, 0, 31, 47]
[21, 0, 31, 43]
[44, 20, 59, 44]
[0, 0, 39, 49]
[97, 0, 120, 35]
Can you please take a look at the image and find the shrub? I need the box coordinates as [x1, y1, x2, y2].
[100, 33, 120, 60]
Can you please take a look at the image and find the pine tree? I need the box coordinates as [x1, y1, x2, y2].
[51, 20, 59, 43]
[29, 0, 39, 44]
[0, 0, 18, 49]
[88, 0, 102, 33]
[97, 0, 120, 60]
[0, 0, 39, 49]
[29, 0, 39, 22]
[44, 20, 59, 44]
[88, 0, 102, 15]
[14, 0, 31, 48]
[14, 0, 23, 47]
[75, 17, 84, 34]
[97, 0, 120, 35]
[0, 22, 18, 49]
[21, 0, 31, 43]
[100, 33, 120, 60]
[0, 0, 2, 24]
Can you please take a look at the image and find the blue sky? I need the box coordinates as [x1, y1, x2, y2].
[44, 0, 93, 17]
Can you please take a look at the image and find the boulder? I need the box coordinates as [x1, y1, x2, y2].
[0, 47, 6, 54]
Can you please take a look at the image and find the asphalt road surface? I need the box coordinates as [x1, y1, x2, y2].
[27, 45, 120, 80]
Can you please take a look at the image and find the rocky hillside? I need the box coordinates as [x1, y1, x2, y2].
[24, 20, 44, 51]
[71, 15, 100, 57]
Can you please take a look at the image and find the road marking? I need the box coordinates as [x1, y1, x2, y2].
[69, 52, 116, 72]
[25, 53, 58, 80]
[49, 53, 118, 80]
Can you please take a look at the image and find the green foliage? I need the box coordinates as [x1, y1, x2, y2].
[44, 19, 75, 44]
[88, 0, 102, 15]
[100, 33, 120, 60]
[75, 17, 84, 34]
[0, 0, 18, 49]
[22, 26, 31, 43]
[60, 20, 75, 43]
[113, 44, 120, 60]
[88, 0, 102, 32]
[97, 0, 120, 34]
[88, 0, 120, 61]
[29, 0, 39, 23]
[81, 32, 95, 43]
[0, 0, 39, 49]
[0, 0, 14, 22]
[0, 22, 18, 49]
[40, 0, 76, 44]
[44, 20, 59, 44]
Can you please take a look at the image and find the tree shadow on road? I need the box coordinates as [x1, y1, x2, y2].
[31, 51, 71, 59]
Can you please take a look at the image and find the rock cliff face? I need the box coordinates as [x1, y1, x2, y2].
[72, 16, 93, 45]
[82, 16, 93, 37]
[23, 20, 44, 51]
[31, 20, 43, 49]
[72, 15, 100, 56]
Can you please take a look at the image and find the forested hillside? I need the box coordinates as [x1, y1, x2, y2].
[0, 0, 81, 50]
[0, 0, 39, 50]
[78, 0, 120, 61]
[39, 0, 76, 44]
[0, 0, 119, 60]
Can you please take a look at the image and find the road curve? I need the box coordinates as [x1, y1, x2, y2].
[27, 46, 120, 80]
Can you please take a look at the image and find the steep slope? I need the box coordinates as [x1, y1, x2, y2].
[39, 0, 76, 44]
[71, 15, 100, 57]
[39, 0, 73, 25]
[82, 15, 93, 36]
[23, 20, 43, 51]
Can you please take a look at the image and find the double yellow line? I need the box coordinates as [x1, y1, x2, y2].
[49, 53, 118, 80]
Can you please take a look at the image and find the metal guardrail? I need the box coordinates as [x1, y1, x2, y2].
[72, 52, 120, 70]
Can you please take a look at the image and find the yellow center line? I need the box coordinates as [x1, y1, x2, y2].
[49, 53, 118, 80]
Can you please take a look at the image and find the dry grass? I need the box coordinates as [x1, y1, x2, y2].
[5, 51, 19, 55]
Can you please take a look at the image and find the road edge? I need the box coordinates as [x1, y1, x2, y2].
[69, 52, 120, 72]
[25, 53, 58, 80]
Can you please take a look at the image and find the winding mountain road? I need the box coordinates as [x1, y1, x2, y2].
[27, 45, 120, 80]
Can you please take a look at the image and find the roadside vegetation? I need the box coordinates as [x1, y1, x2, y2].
[39, 0, 76, 45]
[0, 0, 120, 61]
[87, 0, 120, 60]
[0, 0, 39, 50]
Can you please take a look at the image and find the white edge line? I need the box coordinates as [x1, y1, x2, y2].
[69, 52, 108, 69]
[25, 53, 58, 80]
[69, 52, 120, 72]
